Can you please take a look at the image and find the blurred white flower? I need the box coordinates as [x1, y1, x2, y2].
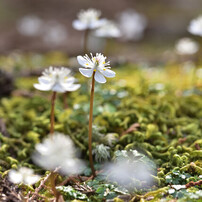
[94, 20, 121, 38]
[175, 38, 199, 55]
[17, 15, 43, 37]
[73, 8, 106, 30]
[77, 53, 116, 83]
[103, 150, 155, 189]
[188, 15, 202, 37]
[34, 66, 80, 92]
[9, 167, 40, 185]
[32, 132, 85, 175]
[42, 21, 68, 46]
[118, 9, 147, 41]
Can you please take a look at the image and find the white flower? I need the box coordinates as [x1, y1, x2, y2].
[175, 38, 199, 55]
[32, 132, 85, 175]
[118, 9, 147, 41]
[42, 21, 68, 46]
[17, 15, 43, 37]
[77, 53, 115, 83]
[72, 8, 106, 30]
[34, 66, 80, 92]
[9, 167, 40, 185]
[188, 15, 202, 37]
[94, 20, 121, 38]
[172, 185, 186, 190]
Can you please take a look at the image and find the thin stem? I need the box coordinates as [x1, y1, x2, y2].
[50, 91, 57, 135]
[63, 92, 68, 109]
[50, 172, 60, 202]
[88, 71, 96, 178]
[83, 29, 89, 54]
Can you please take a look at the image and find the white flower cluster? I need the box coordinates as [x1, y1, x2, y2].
[32, 132, 85, 175]
[9, 167, 40, 185]
[34, 66, 80, 93]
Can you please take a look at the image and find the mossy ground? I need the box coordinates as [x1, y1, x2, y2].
[0, 52, 201, 201]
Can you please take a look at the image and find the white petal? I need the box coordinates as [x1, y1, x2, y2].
[33, 83, 51, 91]
[24, 175, 40, 185]
[63, 84, 81, 92]
[72, 20, 87, 30]
[79, 68, 94, 78]
[89, 19, 107, 29]
[94, 71, 106, 83]
[52, 83, 65, 93]
[38, 76, 52, 85]
[77, 56, 88, 67]
[101, 69, 116, 78]
[9, 170, 23, 184]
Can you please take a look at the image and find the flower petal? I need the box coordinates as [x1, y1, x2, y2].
[52, 83, 65, 93]
[72, 20, 87, 30]
[38, 76, 52, 85]
[101, 69, 116, 78]
[63, 84, 81, 92]
[89, 18, 107, 29]
[33, 83, 52, 91]
[94, 71, 106, 83]
[79, 68, 94, 78]
[77, 56, 88, 67]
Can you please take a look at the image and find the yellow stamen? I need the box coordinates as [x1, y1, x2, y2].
[94, 69, 96, 72]
[103, 62, 105, 64]
[86, 63, 89, 66]
[103, 68, 106, 71]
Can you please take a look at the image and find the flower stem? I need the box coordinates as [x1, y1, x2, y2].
[84, 29, 89, 54]
[88, 71, 96, 178]
[50, 172, 60, 201]
[50, 91, 57, 135]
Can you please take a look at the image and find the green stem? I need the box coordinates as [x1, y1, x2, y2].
[88, 71, 96, 178]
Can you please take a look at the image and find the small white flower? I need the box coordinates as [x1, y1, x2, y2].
[17, 15, 43, 37]
[94, 20, 121, 38]
[172, 185, 186, 190]
[34, 66, 80, 92]
[42, 21, 68, 46]
[175, 38, 199, 55]
[32, 132, 85, 175]
[188, 15, 202, 37]
[73, 8, 106, 30]
[77, 53, 116, 83]
[9, 167, 40, 185]
[118, 9, 147, 41]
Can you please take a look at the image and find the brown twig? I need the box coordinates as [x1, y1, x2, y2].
[29, 167, 60, 201]
[121, 123, 140, 137]
[185, 180, 202, 188]
[88, 71, 96, 178]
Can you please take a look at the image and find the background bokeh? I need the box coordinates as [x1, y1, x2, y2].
[0, 0, 202, 63]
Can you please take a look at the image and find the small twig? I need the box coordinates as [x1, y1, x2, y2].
[29, 167, 60, 201]
[121, 123, 140, 137]
[185, 180, 202, 188]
